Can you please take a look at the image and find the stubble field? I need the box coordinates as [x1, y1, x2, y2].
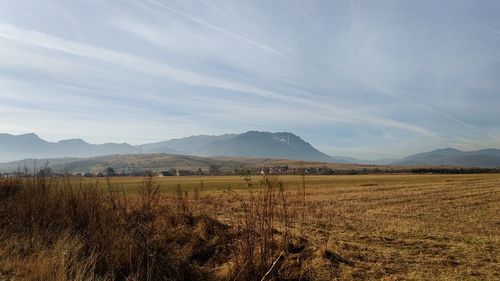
[1, 174, 499, 280]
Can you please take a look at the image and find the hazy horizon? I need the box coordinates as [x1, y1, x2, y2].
[2, 130, 499, 162]
[1, 0, 500, 159]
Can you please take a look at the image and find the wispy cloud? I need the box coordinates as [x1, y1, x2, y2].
[0, 0, 499, 158]
[0, 22, 436, 136]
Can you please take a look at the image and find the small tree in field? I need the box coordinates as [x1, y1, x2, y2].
[106, 167, 117, 177]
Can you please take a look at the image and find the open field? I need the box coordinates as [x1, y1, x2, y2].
[282, 174, 500, 280]
[71, 173, 500, 192]
[1, 174, 499, 280]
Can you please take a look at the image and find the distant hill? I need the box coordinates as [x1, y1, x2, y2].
[0, 153, 384, 174]
[195, 131, 336, 162]
[393, 148, 500, 167]
[2, 132, 499, 167]
[1, 131, 337, 163]
[0, 154, 231, 174]
[0, 133, 138, 162]
[141, 134, 238, 154]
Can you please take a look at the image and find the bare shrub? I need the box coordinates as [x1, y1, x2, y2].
[227, 173, 293, 280]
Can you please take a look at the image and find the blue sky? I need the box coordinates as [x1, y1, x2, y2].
[0, 0, 499, 159]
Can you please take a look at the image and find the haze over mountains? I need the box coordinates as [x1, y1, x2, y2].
[0, 133, 137, 162]
[140, 134, 238, 155]
[394, 148, 500, 167]
[0, 131, 337, 163]
[1, 132, 500, 168]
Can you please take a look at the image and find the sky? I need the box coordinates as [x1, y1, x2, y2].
[0, 0, 499, 159]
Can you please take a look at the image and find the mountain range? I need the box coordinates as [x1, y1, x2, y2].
[1, 132, 499, 168]
[0, 133, 137, 162]
[0, 131, 337, 163]
[393, 148, 500, 167]
[139, 132, 335, 162]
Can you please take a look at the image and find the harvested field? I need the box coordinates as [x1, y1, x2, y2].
[1, 174, 499, 280]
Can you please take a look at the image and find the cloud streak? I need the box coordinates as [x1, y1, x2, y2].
[0, 0, 499, 158]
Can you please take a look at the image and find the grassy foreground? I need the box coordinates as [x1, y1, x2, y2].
[1, 174, 499, 280]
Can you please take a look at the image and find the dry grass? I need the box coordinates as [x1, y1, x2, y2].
[1, 173, 499, 280]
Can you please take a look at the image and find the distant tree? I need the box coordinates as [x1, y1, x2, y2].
[106, 167, 117, 177]
[208, 164, 220, 176]
[37, 166, 53, 177]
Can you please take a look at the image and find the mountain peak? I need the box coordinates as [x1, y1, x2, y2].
[197, 130, 333, 162]
[395, 147, 500, 167]
[433, 147, 463, 153]
[57, 138, 89, 145]
[17, 133, 42, 140]
[237, 131, 305, 145]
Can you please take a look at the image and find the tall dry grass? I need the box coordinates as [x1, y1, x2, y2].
[0, 171, 311, 281]
[0, 173, 226, 280]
